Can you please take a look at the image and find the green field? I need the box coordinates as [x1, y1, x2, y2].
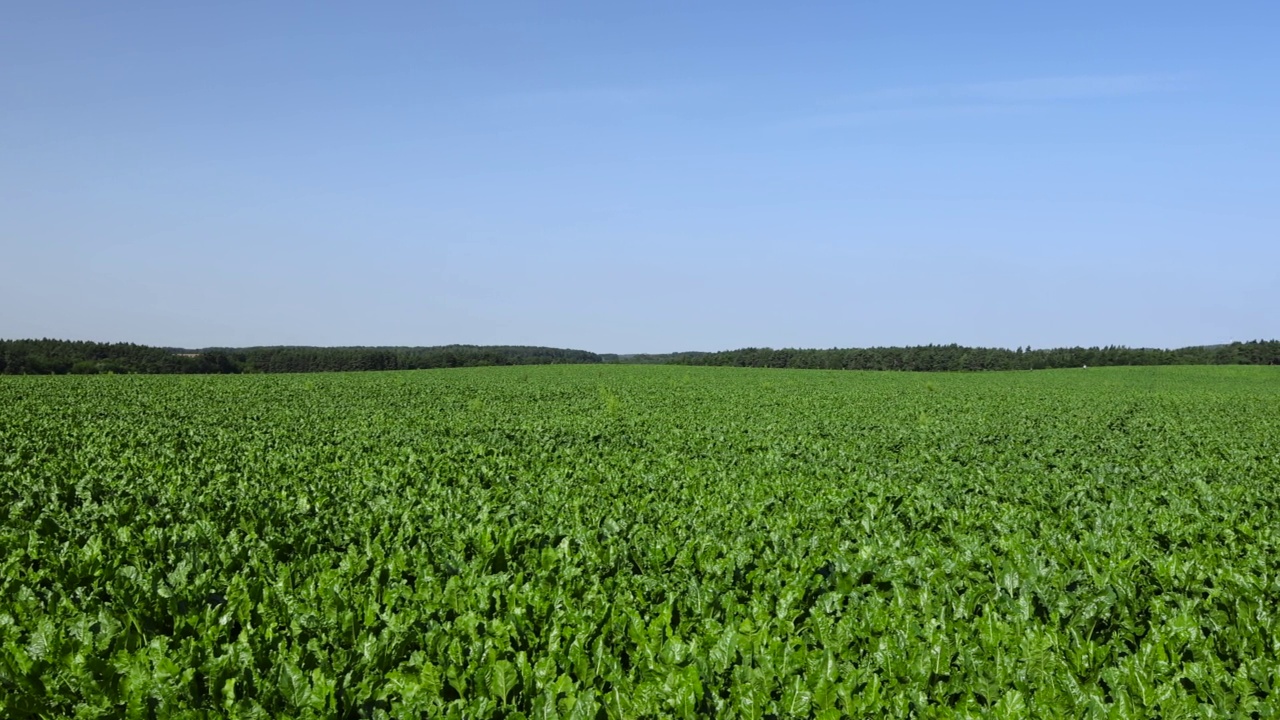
[2, 365, 1278, 718]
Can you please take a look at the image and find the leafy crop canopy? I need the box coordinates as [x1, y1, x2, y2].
[1, 365, 1278, 717]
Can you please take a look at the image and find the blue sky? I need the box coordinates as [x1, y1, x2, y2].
[3, 2, 1277, 352]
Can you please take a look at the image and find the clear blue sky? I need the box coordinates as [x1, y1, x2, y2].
[3, 2, 1277, 352]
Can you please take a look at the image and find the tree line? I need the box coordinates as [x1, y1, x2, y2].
[608, 341, 1280, 371]
[4, 338, 1278, 376]
[0, 339, 602, 375]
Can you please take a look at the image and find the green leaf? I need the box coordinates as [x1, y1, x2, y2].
[780, 676, 811, 718]
[488, 659, 517, 704]
[279, 661, 310, 708]
[708, 627, 738, 674]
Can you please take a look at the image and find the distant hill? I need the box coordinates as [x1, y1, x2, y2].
[600, 352, 711, 364]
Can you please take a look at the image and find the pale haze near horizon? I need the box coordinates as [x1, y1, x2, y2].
[2, 2, 1277, 354]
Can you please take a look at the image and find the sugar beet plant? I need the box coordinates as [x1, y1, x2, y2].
[1, 365, 1278, 718]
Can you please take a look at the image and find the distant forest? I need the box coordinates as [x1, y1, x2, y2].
[608, 340, 1280, 371]
[0, 340, 601, 375]
[1, 338, 1278, 375]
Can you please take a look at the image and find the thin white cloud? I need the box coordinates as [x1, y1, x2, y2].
[791, 73, 1190, 129]
[853, 73, 1187, 105]
[488, 84, 713, 112]
[493, 87, 668, 109]
[795, 103, 1040, 130]
[954, 74, 1186, 102]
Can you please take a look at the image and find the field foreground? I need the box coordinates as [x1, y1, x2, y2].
[2, 365, 1278, 717]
